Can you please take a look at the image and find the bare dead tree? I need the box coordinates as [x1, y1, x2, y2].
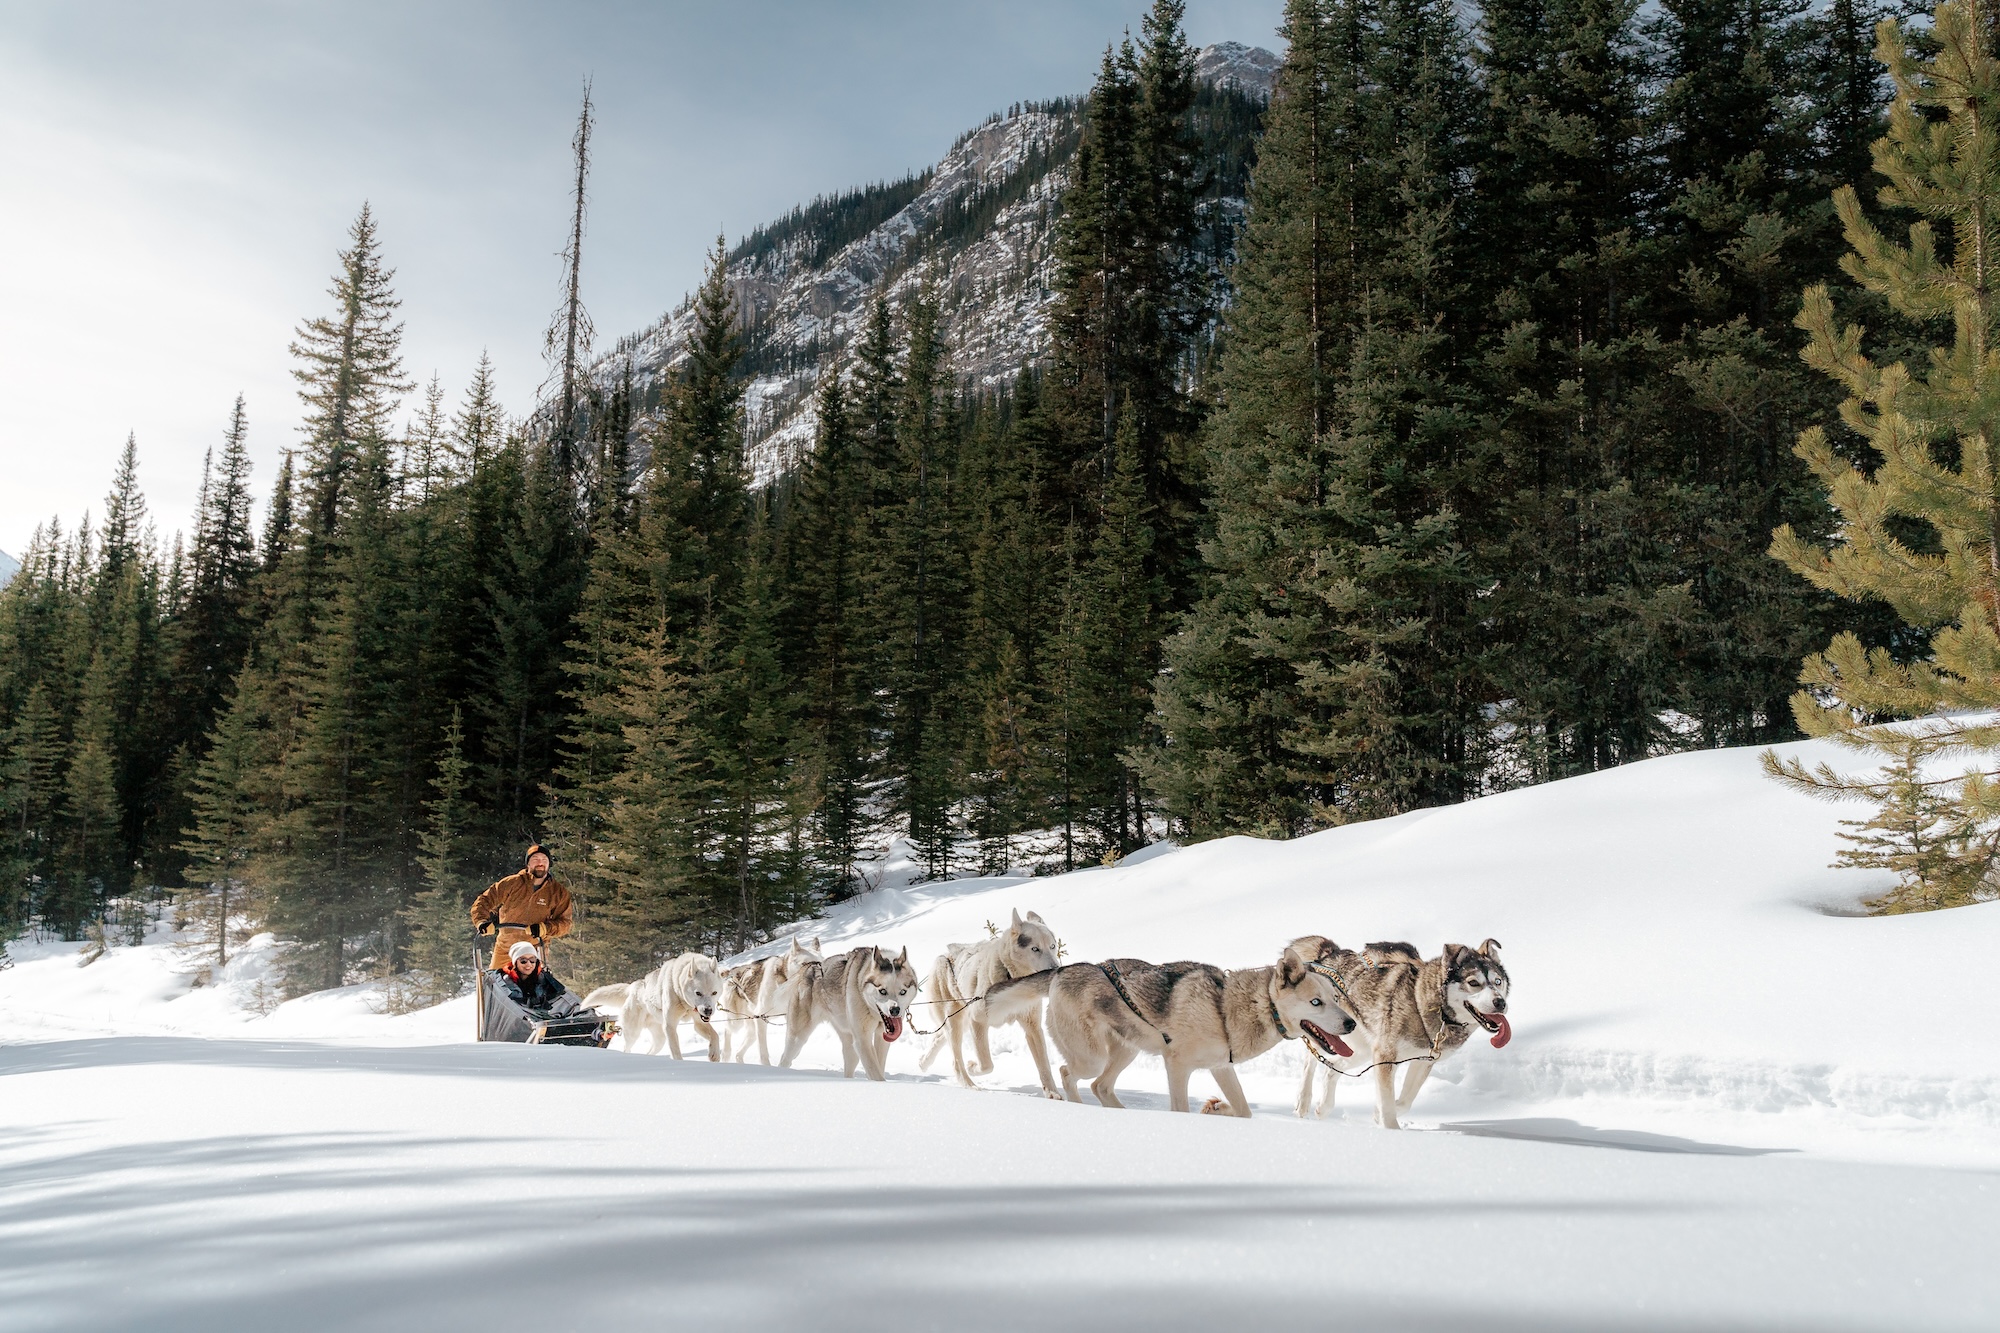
[543, 79, 596, 480]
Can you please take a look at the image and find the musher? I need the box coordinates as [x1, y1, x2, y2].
[471, 842, 574, 971]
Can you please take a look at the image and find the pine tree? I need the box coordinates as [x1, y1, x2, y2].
[267, 438, 404, 993]
[262, 452, 296, 574]
[711, 499, 806, 943]
[1148, 0, 1479, 836]
[552, 241, 754, 972]
[1471, 0, 1676, 781]
[788, 375, 874, 892]
[165, 397, 259, 838]
[1766, 0, 2000, 911]
[396, 706, 476, 1007]
[178, 683, 263, 971]
[290, 204, 411, 544]
[57, 653, 124, 934]
[0, 685, 64, 933]
[453, 353, 508, 474]
[872, 286, 966, 877]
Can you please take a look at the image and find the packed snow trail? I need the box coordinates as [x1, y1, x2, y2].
[1, 1037, 1993, 1333]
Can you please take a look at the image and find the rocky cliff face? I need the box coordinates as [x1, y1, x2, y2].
[1194, 41, 1281, 98]
[595, 45, 1274, 481]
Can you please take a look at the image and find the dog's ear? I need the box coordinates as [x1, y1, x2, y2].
[1285, 934, 1336, 964]
[1479, 938, 1503, 959]
[1010, 907, 1024, 928]
[1026, 910, 1044, 924]
[1441, 943, 1471, 978]
[1279, 944, 1309, 985]
[895, 945, 909, 967]
[810, 936, 821, 953]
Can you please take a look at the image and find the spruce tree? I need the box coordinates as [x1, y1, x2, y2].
[1471, 0, 1673, 780]
[788, 375, 874, 892]
[1766, 0, 2000, 911]
[178, 684, 263, 971]
[290, 204, 411, 544]
[396, 706, 476, 1007]
[552, 242, 754, 973]
[872, 287, 967, 877]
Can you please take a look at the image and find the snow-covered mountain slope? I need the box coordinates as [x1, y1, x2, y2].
[1194, 39, 1281, 96]
[5, 733, 1998, 1329]
[0, 547, 19, 588]
[596, 45, 1271, 482]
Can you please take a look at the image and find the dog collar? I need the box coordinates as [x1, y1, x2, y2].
[1267, 992, 1293, 1040]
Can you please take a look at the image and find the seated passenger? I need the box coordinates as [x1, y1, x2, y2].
[500, 941, 583, 1019]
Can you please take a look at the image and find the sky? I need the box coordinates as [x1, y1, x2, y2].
[0, 0, 1285, 562]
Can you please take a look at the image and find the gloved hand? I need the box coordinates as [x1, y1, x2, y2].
[480, 913, 499, 935]
[531, 922, 544, 941]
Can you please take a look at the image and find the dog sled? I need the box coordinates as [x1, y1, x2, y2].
[473, 925, 616, 1047]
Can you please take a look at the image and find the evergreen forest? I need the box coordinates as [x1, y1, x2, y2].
[0, 0, 1956, 993]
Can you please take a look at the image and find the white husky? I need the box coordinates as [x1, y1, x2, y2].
[716, 936, 822, 1064]
[582, 951, 724, 1059]
[918, 909, 1060, 1095]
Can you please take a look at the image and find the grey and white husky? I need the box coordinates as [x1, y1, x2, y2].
[716, 935, 822, 1064]
[918, 908, 1061, 1095]
[776, 944, 920, 1081]
[981, 936, 1359, 1115]
[1294, 939, 1511, 1128]
[581, 951, 725, 1059]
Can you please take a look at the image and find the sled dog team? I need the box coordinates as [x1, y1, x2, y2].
[580, 909, 1512, 1127]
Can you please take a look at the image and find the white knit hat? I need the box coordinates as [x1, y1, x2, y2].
[508, 940, 541, 965]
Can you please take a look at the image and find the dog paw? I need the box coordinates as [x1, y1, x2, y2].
[1200, 1097, 1230, 1116]
[1042, 1087, 1064, 1101]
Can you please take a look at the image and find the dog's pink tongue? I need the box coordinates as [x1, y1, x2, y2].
[882, 1014, 904, 1043]
[1489, 1013, 1512, 1049]
[1329, 1032, 1354, 1058]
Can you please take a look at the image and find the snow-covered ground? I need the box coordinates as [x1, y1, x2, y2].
[4, 734, 1997, 1330]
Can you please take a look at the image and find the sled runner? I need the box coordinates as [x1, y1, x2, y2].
[473, 926, 615, 1047]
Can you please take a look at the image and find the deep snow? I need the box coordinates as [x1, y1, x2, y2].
[3, 733, 1997, 1330]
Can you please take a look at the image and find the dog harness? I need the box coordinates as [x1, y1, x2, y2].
[1097, 961, 1170, 1046]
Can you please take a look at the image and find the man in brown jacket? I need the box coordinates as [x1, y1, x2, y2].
[471, 843, 575, 971]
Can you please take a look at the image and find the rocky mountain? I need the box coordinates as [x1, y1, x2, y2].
[1194, 41, 1281, 98]
[0, 548, 18, 590]
[594, 45, 1272, 481]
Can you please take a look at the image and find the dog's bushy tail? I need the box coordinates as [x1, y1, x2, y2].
[979, 968, 1055, 1026]
[581, 983, 630, 1012]
[918, 954, 954, 1071]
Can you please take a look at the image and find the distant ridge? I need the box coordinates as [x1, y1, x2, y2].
[595, 43, 1276, 482]
[0, 548, 18, 589]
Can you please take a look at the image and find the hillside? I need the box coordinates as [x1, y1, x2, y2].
[3, 731, 1997, 1329]
[596, 45, 1272, 481]
[0, 547, 18, 588]
[10, 729, 1996, 1154]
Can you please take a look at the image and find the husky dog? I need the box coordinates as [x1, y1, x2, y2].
[776, 945, 920, 1081]
[981, 937, 1359, 1116]
[580, 951, 725, 1059]
[1294, 939, 1511, 1128]
[918, 909, 1061, 1095]
[716, 936, 822, 1064]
